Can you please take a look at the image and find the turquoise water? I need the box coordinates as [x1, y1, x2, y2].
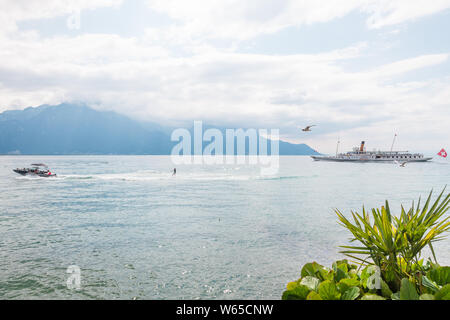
[0, 155, 449, 299]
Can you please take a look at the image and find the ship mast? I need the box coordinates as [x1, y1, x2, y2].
[390, 133, 397, 152]
[336, 135, 340, 157]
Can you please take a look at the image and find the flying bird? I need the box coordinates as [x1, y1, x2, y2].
[394, 160, 407, 167]
[301, 125, 316, 132]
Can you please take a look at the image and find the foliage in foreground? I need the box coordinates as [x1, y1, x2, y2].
[283, 188, 450, 300]
[282, 259, 450, 300]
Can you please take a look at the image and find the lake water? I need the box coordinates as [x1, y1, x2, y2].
[0, 155, 449, 299]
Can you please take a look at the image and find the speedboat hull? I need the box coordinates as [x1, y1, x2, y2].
[13, 169, 56, 177]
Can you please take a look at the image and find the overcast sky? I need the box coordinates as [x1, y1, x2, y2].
[0, 0, 449, 153]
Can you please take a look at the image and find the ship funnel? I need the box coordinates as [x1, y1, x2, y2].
[360, 141, 365, 152]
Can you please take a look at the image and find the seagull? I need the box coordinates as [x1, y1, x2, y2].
[301, 125, 316, 132]
[394, 160, 407, 167]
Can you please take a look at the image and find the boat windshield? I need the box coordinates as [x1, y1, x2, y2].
[31, 163, 47, 167]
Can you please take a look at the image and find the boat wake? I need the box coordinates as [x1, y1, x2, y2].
[258, 175, 316, 181]
[21, 171, 312, 182]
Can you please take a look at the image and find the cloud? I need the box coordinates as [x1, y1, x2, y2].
[0, 0, 449, 153]
[144, 0, 450, 42]
[363, 0, 450, 29]
[373, 54, 449, 77]
[0, 34, 447, 129]
[145, 0, 361, 41]
[0, 0, 122, 34]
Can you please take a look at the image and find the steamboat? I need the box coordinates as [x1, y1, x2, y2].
[311, 140, 432, 163]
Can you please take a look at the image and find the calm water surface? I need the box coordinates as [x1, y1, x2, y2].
[0, 156, 449, 299]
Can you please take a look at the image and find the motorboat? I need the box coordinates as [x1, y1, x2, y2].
[13, 163, 56, 177]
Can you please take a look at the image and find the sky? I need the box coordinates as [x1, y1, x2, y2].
[0, 0, 449, 153]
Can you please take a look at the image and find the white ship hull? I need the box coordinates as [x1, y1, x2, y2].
[311, 156, 432, 163]
[313, 140, 432, 163]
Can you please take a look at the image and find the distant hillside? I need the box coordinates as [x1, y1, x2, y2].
[0, 103, 320, 155]
[0, 103, 170, 155]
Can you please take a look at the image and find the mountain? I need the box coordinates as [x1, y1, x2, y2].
[0, 103, 320, 155]
[0, 103, 171, 155]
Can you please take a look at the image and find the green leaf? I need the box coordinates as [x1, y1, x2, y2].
[341, 287, 360, 300]
[339, 278, 360, 287]
[421, 275, 441, 293]
[336, 262, 349, 273]
[399, 278, 419, 300]
[337, 278, 360, 293]
[383, 268, 397, 284]
[334, 259, 349, 267]
[348, 269, 358, 279]
[434, 284, 450, 300]
[334, 267, 348, 283]
[419, 294, 435, 300]
[306, 291, 322, 300]
[427, 266, 450, 286]
[360, 294, 386, 300]
[391, 292, 400, 300]
[286, 281, 299, 291]
[282, 285, 311, 300]
[318, 280, 341, 300]
[301, 262, 325, 279]
[359, 267, 371, 289]
[380, 280, 393, 299]
[300, 276, 320, 292]
[319, 269, 334, 282]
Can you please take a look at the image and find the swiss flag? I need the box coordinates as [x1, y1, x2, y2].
[437, 149, 447, 158]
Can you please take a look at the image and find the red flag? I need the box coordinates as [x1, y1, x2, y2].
[437, 149, 447, 158]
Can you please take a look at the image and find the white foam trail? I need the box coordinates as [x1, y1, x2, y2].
[15, 169, 307, 182]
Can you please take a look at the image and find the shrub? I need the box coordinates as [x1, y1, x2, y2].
[283, 188, 450, 300]
[282, 259, 450, 300]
